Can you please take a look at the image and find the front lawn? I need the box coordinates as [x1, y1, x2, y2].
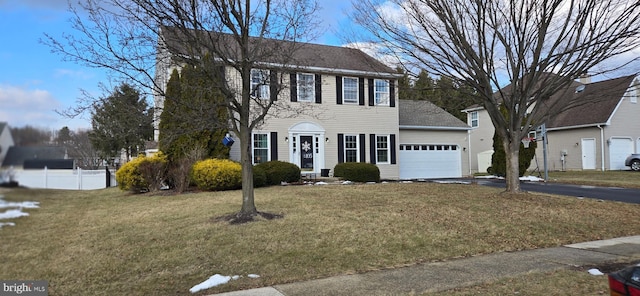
[1, 183, 639, 295]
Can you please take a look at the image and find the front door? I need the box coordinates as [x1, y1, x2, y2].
[299, 135, 314, 171]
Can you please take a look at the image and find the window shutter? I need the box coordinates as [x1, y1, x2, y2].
[315, 74, 322, 104]
[369, 133, 376, 164]
[390, 80, 395, 107]
[270, 132, 278, 161]
[270, 71, 278, 101]
[359, 134, 366, 162]
[390, 134, 396, 164]
[336, 76, 343, 105]
[359, 77, 365, 105]
[290, 73, 297, 102]
[337, 133, 344, 163]
[368, 78, 374, 106]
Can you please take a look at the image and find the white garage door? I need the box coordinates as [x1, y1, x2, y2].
[609, 137, 633, 170]
[399, 144, 461, 179]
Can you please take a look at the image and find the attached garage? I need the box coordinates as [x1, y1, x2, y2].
[399, 144, 462, 179]
[609, 137, 634, 170]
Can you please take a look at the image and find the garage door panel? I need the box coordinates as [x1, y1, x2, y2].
[399, 144, 461, 179]
[609, 138, 633, 170]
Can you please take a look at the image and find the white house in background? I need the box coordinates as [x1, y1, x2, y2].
[0, 122, 14, 166]
[154, 28, 471, 180]
[463, 74, 640, 173]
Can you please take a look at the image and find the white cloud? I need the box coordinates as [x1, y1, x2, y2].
[0, 84, 62, 128]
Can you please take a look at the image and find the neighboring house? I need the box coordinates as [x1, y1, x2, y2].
[1, 146, 72, 169]
[463, 75, 640, 173]
[154, 28, 471, 180]
[0, 122, 14, 165]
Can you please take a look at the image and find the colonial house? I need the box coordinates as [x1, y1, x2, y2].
[154, 28, 471, 180]
[463, 74, 640, 173]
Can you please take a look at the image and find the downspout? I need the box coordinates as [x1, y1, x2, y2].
[597, 125, 605, 171]
[467, 130, 472, 176]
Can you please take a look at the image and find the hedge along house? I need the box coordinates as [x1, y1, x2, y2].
[463, 74, 640, 173]
[154, 27, 404, 179]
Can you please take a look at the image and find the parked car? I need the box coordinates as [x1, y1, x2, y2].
[609, 263, 640, 296]
[625, 154, 640, 171]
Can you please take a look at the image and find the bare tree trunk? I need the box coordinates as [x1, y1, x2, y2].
[504, 133, 521, 193]
[239, 120, 257, 218]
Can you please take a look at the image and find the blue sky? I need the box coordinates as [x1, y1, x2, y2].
[0, 0, 353, 132]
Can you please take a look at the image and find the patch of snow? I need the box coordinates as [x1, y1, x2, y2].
[519, 176, 544, 182]
[0, 222, 16, 228]
[0, 199, 40, 209]
[189, 274, 260, 293]
[400, 181, 413, 183]
[588, 268, 604, 276]
[366, 182, 376, 184]
[190, 274, 231, 293]
[474, 175, 498, 179]
[341, 181, 353, 185]
[433, 180, 472, 185]
[314, 182, 328, 185]
[0, 209, 29, 219]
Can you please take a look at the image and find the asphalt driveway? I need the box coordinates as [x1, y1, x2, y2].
[475, 179, 640, 204]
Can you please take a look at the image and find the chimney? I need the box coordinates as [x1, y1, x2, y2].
[579, 73, 591, 84]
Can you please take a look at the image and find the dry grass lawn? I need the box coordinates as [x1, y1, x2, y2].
[0, 182, 639, 295]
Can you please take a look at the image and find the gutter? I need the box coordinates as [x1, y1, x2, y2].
[399, 125, 472, 131]
[546, 122, 609, 131]
[597, 125, 605, 171]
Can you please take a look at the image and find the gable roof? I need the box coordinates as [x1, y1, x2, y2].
[160, 26, 398, 77]
[547, 75, 635, 129]
[1, 146, 67, 167]
[399, 100, 470, 130]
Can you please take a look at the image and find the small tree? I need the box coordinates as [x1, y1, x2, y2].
[55, 127, 102, 169]
[89, 83, 153, 161]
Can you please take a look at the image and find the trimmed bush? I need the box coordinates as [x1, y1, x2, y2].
[116, 153, 168, 193]
[255, 161, 301, 186]
[333, 162, 380, 183]
[191, 158, 242, 191]
[252, 165, 268, 188]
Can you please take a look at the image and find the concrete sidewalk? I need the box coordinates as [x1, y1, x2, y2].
[209, 235, 640, 296]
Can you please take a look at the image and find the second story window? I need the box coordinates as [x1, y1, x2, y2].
[470, 111, 478, 128]
[297, 73, 315, 102]
[251, 69, 270, 99]
[375, 79, 389, 105]
[343, 77, 358, 104]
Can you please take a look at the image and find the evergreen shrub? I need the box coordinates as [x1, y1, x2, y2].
[116, 153, 167, 193]
[191, 159, 242, 191]
[333, 162, 380, 182]
[254, 161, 301, 185]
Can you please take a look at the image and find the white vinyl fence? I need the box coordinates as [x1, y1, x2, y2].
[11, 167, 117, 190]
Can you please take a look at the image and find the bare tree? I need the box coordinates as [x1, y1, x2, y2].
[43, 0, 321, 221]
[354, 0, 640, 193]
